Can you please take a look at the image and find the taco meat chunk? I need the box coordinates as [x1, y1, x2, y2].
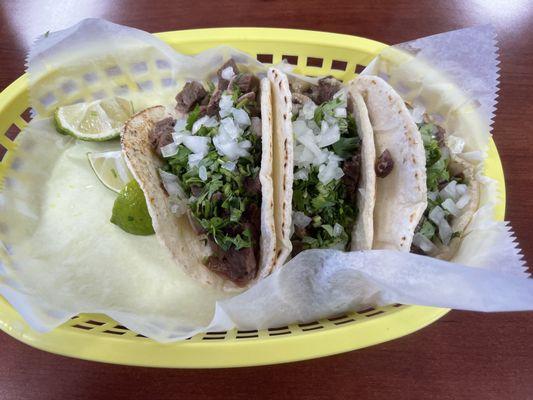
[150, 117, 176, 156]
[175, 81, 208, 113]
[317, 76, 342, 103]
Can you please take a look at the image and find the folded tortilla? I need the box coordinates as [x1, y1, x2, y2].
[350, 75, 427, 252]
[121, 77, 276, 291]
[352, 75, 479, 259]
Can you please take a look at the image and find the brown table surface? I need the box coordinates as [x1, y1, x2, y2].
[1, 1, 533, 399]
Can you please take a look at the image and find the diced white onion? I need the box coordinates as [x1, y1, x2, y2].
[334, 108, 347, 118]
[294, 145, 315, 167]
[239, 140, 252, 149]
[293, 211, 312, 229]
[221, 160, 236, 171]
[447, 135, 465, 155]
[461, 151, 483, 162]
[192, 115, 218, 134]
[297, 131, 322, 158]
[221, 66, 235, 80]
[293, 120, 310, 138]
[187, 153, 203, 168]
[439, 180, 458, 201]
[293, 167, 309, 180]
[333, 223, 344, 237]
[213, 134, 250, 160]
[172, 132, 187, 145]
[320, 121, 329, 134]
[291, 95, 348, 178]
[437, 218, 453, 245]
[429, 206, 453, 245]
[455, 184, 467, 196]
[429, 205, 446, 225]
[318, 124, 340, 148]
[169, 196, 188, 216]
[324, 113, 337, 126]
[441, 198, 460, 217]
[160, 142, 178, 158]
[192, 116, 207, 134]
[183, 135, 210, 156]
[301, 100, 317, 120]
[198, 165, 208, 181]
[174, 118, 188, 134]
[159, 169, 187, 200]
[456, 193, 471, 209]
[232, 107, 251, 127]
[219, 95, 234, 117]
[251, 117, 262, 137]
[317, 153, 344, 184]
[219, 117, 241, 140]
[413, 233, 437, 253]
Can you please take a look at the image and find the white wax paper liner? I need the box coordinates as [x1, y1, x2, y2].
[0, 19, 530, 342]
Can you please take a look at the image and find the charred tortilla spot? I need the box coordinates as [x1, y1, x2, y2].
[284, 95, 288, 103]
[283, 114, 287, 120]
[376, 149, 394, 178]
[278, 81, 282, 89]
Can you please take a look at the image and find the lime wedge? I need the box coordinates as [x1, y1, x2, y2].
[110, 179, 154, 236]
[88, 150, 133, 193]
[54, 97, 134, 141]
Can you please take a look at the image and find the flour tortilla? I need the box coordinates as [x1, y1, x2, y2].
[350, 75, 427, 252]
[268, 68, 376, 268]
[348, 90, 376, 251]
[121, 77, 276, 291]
[267, 68, 294, 270]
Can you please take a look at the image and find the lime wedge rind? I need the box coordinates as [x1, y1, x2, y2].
[54, 97, 134, 142]
[87, 150, 133, 193]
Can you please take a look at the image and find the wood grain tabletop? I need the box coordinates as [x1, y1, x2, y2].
[1, 1, 533, 399]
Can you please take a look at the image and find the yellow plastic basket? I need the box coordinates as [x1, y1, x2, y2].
[0, 28, 505, 368]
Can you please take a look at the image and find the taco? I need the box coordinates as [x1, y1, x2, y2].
[268, 68, 376, 268]
[121, 59, 276, 290]
[410, 115, 480, 260]
[350, 75, 427, 252]
[352, 75, 479, 259]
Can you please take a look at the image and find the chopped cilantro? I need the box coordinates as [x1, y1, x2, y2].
[313, 97, 342, 126]
[419, 219, 436, 239]
[415, 121, 464, 247]
[291, 95, 360, 252]
[185, 104, 202, 131]
[164, 109, 261, 252]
